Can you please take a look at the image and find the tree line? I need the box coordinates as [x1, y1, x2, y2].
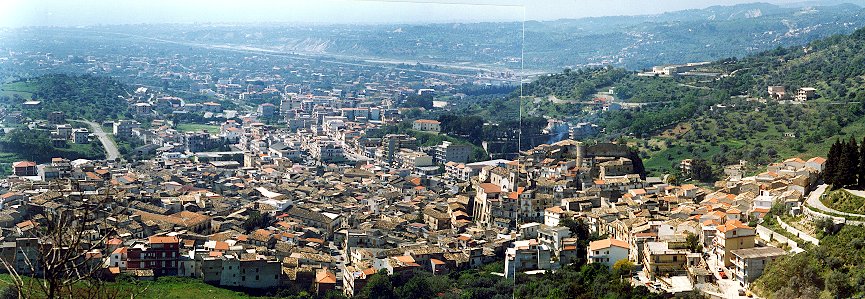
[824, 137, 865, 189]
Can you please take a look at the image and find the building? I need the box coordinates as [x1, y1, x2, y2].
[504, 239, 551, 279]
[767, 86, 787, 100]
[219, 257, 282, 289]
[588, 238, 630, 268]
[713, 220, 756, 267]
[72, 128, 90, 144]
[47, 111, 65, 124]
[730, 246, 786, 287]
[643, 241, 689, 279]
[434, 141, 472, 164]
[127, 236, 180, 276]
[113, 120, 139, 138]
[537, 224, 571, 252]
[258, 103, 277, 118]
[11, 161, 37, 176]
[796, 87, 816, 101]
[412, 119, 441, 133]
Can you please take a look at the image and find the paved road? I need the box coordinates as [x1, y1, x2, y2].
[80, 120, 120, 161]
[804, 184, 865, 218]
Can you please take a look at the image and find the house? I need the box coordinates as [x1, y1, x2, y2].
[796, 87, 816, 101]
[411, 119, 440, 133]
[643, 241, 689, 279]
[730, 246, 786, 287]
[588, 238, 630, 268]
[537, 224, 571, 252]
[504, 239, 551, 279]
[713, 220, 756, 267]
[11, 161, 36, 176]
[805, 157, 826, 172]
[767, 86, 787, 100]
[126, 236, 181, 276]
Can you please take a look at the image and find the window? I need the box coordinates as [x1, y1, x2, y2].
[255, 275, 259, 280]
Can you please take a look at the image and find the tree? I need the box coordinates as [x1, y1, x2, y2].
[0, 183, 138, 298]
[357, 270, 394, 299]
[685, 233, 702, 253]
[826, 139, 841, 187]
[841, 137, 859, 187]
[612, 260, 635, 277]
[243, 210, 272, 233]
[826, 269, 852, 298]
[858, 136, 865, 189]
[689, 158, 714, 182]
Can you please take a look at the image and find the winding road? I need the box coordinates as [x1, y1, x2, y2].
[80, 120, 120, 161]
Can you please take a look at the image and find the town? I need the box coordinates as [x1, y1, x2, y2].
[3, 2, 865, 298]
[0, 61, 831, 298]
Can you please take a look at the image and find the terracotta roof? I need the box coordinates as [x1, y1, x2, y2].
[479, 183, 501, 193]
[589, 238, 629, 251]
[149, 236, 179, 244]
[12, 161, 36, 168]
[316, 271, 337, 284]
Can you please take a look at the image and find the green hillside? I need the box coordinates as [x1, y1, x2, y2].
[470, 25, 865, 176]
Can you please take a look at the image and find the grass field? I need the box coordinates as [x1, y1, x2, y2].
[176, 123, 220, 134]
[0, 82, 36, 101]
[0, 275, 267, 299]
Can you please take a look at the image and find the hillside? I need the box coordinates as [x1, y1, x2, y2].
[472, 24, 865, 176]
[752, 224, 865, 298]
[0, 74, 129, 122]
[77, 2, 865, 71]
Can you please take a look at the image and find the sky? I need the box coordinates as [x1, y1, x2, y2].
[0, 0, 828, 27]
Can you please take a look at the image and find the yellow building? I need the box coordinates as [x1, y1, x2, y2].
[713, 220, 756, 267]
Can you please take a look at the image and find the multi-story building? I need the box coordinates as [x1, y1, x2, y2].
[730, 246, 786, 287]
[537, 224, 571, 252]
[258, 103, 277, 118]
[504, 239, 551, 279]
[219, 256, 282, 289]
[713, 220, 756, 267]
[113, 120, 140, 138]
[434, 141, 472, 164]
[72, 128, 90, 144]
[412, 119, 440, 133]
[643, 241, 689, 279]
[126, 235, 180, 276]
[11, 161, 37, 176]
[588, 238, 630, 268]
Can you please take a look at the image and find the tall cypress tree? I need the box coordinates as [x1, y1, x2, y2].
[842, 137, 859, 187]
[826, 139, 840, 187]
[859, 136, 865, 189]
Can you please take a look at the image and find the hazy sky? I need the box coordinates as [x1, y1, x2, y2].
[0, 0, 819, 27]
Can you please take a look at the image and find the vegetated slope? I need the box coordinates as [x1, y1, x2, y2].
[752, 225, 865, 298]
[484, 25, 865, 175]
[1, 74, 130, 121]
[101, 3, 865, 71]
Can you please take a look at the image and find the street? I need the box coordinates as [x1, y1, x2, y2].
[80, 119, 121, 161]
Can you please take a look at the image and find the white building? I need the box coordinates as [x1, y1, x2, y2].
[730, 247, 786, 287]
[504, 239, 551, 279]
[588, 238, 630, 268]
[412, 119, 441, 133]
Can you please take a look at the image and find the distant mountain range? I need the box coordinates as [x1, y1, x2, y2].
[96, 2, 865, 72]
